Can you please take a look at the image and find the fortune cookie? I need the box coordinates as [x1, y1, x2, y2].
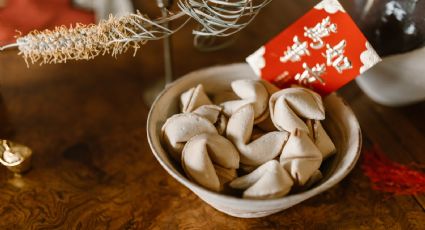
[269, 88, 325, 133]
[193, 105, 228, 135]
[256, 80, 281, 132]
[182, 134, 240, 192]
[221, 80, 269, 124]
[302, 170, 323, 190]
[227, 104, 289, 166]
[214, 164, 238, 188]
[162, 113, 217, 161]
[180, 84, 212, 113]
[280, 129, 323, 186]
[230, 160, 294, 199]
[306, 120, 336, 159]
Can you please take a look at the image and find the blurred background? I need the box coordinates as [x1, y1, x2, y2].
[0, 1, 424, 228]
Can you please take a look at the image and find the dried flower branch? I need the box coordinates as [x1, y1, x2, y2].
[0, 0, 272, 65]
[13, 11, 188, 66]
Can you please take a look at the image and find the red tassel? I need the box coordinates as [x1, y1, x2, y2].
[362, 145, 425, 195]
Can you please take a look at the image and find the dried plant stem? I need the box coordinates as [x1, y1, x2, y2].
[0, 43, 19, 51]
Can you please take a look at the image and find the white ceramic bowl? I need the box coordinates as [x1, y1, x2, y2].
[147, 63, 362, 218]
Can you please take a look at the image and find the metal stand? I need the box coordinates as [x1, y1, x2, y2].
[156, 0, 173, 85]
[142, 0, 174, 107]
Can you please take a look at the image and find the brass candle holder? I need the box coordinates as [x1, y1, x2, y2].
[0, 140, 32, 174]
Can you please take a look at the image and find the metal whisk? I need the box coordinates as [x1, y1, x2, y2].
[154, 0, 272, 82]
[179, 0, 273, 51]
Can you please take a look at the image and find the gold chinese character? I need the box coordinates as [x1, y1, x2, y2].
[323, 40, 353, 73]
[280, 36, 310, 63]
[295, 63, 326, 85]
[304, 16, 337, 49]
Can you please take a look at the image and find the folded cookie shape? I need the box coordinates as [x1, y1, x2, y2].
[226, 104, 289, 166]
[221, 80, 269, 123]
[280, 129, 323, 186]
[162, 113, 218, 160]
[306, 120, 337, 159]
[192, 105, 221, 124]
[269, 88, 325, 133]
[182, 134, 240, 192]
[180, 84, 213, 113]
[230, 160, 294, 199]
[256, 80, 281, 132]
[193, 105, 228, 135]
[214, 164, 238, 186]
[303, 170, 323, 189]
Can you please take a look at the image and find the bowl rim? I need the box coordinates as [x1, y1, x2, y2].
[147, 63, 362, 206]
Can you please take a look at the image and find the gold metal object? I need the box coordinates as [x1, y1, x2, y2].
[0, 140, 32, 174]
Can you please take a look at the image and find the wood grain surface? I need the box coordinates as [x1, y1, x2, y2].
[0, 0, 424, 229]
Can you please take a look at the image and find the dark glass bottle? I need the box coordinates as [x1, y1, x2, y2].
[354, 0, 425, 56]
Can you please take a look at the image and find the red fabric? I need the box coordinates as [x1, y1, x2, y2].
[362, 145, 425, 195]
[0, 0, 94, 46]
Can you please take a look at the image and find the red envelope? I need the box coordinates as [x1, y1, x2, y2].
[246, 0, 381, 95]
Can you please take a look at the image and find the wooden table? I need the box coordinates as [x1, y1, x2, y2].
[0, 0, 424, 229]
